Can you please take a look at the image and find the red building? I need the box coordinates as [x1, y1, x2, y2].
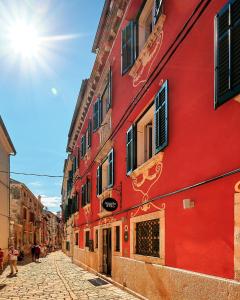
[63, 0, 240, 298]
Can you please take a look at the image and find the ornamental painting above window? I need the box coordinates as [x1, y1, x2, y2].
[121, 0, 166, 87]
[215, 0, 240, 108]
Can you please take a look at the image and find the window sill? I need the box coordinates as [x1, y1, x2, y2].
[129, 13, 166, 80]
[130, 151, 164, 179]
[130, 253, 165, 265]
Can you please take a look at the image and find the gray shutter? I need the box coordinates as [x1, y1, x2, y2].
[155, 80, 168, 153]
[126, 125, 136, 174]
[121, 21, 136, 74]
[93, 100, 99, 131]
[108, 149, 114, 187]
[97, 165, 102, 195]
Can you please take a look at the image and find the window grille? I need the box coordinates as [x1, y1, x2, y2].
[136, 218, 159, 257]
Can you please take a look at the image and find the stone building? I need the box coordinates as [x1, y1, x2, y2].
[42, 210, 62, 249]
[0, 116, 16, 262]
[10, 179, 43, 253]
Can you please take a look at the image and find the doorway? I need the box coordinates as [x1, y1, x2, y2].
[102, 228, 112, 275]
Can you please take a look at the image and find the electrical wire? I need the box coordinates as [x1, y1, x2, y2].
[0, 170, 64, 178]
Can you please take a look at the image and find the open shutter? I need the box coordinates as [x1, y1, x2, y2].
[81, 136, 84, 158]
[107, 67, 112, 111]
[121, 21, 136, 74]
[93, 100, 99, 131]
[81, 185, 85, 207]
[153, 0, 163, 24]
[108, 149, 114, 187]
[98, 97, 102, 126]
[126, 125, 136, 174]
[155, 80, 168, 153]
[215, 0, 240, 108]
[87, 178, 91, 204]
[97, 165, 102, 195]
[87, 120, 92, 148]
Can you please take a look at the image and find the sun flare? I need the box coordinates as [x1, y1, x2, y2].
[8, 21, 40, 58]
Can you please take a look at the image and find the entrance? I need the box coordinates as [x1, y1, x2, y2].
[103, 228, 112, 275]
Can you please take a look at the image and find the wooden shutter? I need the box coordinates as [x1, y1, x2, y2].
[107, 66, 112, 111]
[126, 125, 136, 174]
[108, 149, 114, 187]
[87, 120, 92, 148]
[93, 100, 99, 131]
[97, 165, 102, 195]
[215, 0, 240, 107]
[155, 80, 168, 153]
[121, 21, 136, 74]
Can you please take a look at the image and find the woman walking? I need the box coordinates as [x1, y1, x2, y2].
[8, 245, 18, 275]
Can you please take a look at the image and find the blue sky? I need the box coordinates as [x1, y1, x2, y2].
[0, 0, 104, 212]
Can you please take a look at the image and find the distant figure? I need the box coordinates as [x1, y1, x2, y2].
[0, 248, 4, 271]
[8, 245, 19, 275]
[17, 247, 24, 261]
[31, 244, 35, 262]
[35, 244, 40, 262]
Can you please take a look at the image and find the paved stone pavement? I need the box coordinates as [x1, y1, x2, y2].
[0, 251, 138, 300]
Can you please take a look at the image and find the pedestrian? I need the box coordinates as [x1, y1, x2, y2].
[8, 245, 18, 275]
[0, 248, 4, 272]
[35, 244, 40, 262]
[31, 244, 35, 262]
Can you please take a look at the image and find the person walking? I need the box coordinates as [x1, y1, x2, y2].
[8, 245, 18, 275]
[35, 244, 40, 262]
[31, 244, 35, 262]
[0, 248, 4, 272]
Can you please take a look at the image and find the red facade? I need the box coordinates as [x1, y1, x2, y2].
[64, 0, 240, 295]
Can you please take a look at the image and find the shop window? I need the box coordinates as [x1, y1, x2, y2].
[97, 149, 114, 195]
[115, 226, 120, 252]
[75, 232, 79, 246]
[215, 0, 240, 108]
[126, 81, 168, 173]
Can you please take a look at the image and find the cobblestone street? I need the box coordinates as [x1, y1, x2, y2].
[0, 251, 138, 300]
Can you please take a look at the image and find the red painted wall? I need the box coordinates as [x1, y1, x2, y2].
[71, 0, 240, 279]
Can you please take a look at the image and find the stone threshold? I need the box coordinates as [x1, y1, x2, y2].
[72, 258, 147, 300]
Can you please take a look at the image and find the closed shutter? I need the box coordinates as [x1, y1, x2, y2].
[126, 125, 136, 174]
[81, 135, 84, 158]
[107, 67, 112, 111]
[215, 0, 240, 107]
[81, 185, 85, 207]
[121, 21, 136, 74]
[108, 149, 114, 187]
[97, 165, 102, 195]
[93, 100, 99, 131]
[87, 178, 91, 204]
[87, 120, 92, 148]
[98, 97, 102, 125]
[155, 80, 168, 153]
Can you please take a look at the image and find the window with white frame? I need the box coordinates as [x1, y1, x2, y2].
[97, 149, 114, 195]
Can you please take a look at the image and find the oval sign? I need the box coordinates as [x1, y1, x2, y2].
[102, 198, 118, 212]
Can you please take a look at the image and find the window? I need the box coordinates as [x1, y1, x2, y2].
[86, 120, 92, 149]
[75, 232, 79, 246]
[101, 67, 112, 121]
[215, 0, 240, 108]
[97, 149, 114, 195]
[115, 226, 120, 252]
[126, 81, 168, 173]
[93, 98, 101, 131]
[81, 135, 86, 158]
[122, 1, 163, 74]
[85, 231, 90, 247]
[81, 178, 91, 207]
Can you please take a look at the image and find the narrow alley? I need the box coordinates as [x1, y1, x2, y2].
[0, 251, 139, 300]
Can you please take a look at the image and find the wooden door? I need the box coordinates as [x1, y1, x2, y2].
[103, 228, 112, 275]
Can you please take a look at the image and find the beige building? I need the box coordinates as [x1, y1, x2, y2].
[10, 179, 43, 253]
[0, 116, 16, 262]
[43, 210, 62, 249]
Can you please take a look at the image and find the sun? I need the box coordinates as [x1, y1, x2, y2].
[8, 21, 40, 58]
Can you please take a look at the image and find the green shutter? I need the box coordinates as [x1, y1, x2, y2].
[98, 97, 102, 126]
[87, 178, 91, 204]
[93, 100, 99, 131]
[215, 0, 240, 108]
[121, 21, 136, 74]
[153, 0, 163, 24]
[97, 165, 102, 195]
[126, 125, 136, 174]
[155, 80, 168, 153]
[87, 120, 92, 148]
[108, 149, 114, 187]
[81, 185, 85, 207]
[81, 136, 84, 158]
[107, 67, 112, 111]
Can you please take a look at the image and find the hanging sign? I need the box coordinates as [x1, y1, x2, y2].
[102, 198, 118, 212]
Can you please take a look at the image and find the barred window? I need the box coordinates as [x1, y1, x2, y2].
[115, 226, 120, 252]
[136, 218, 159, 257]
